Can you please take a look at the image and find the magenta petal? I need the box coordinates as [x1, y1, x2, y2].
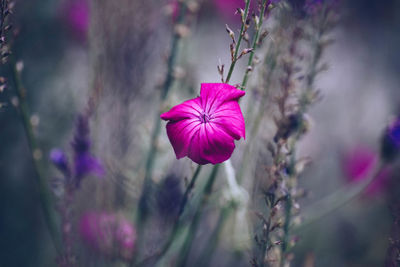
[200, 83, 245, 114]
[161, 83, 246, 165]
[166, 118, 201, 159]
[161, 98, 202, 121]
[188, 123, 235, 165]
[213, 101, 245, 140]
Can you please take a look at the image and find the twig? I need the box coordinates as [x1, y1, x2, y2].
[10, 60, 62, 255]
[294, 161, 385, 233]
[225, 0, 251, 83]
[175, 165, 220, 267]
[134, 0, 192, 261]
[135, 165, 202, 266]
[241, 0, 269, 89]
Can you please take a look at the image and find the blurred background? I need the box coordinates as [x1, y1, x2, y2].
[1, 0, 400, 266]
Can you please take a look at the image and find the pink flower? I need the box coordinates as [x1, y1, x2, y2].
[213, 0, 251, 23]
[61, 0, 89, 41]
[161, 83, 245, 165]
[213, 0, 278, 23]
[79, 211, 136, 260]
[341, 145, 392, 196]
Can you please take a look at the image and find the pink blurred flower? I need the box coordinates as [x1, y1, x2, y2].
[161, 83, 245, 165]
[341, 145, 392, 196]
[62, 0, 89, 40]
[213, 0, 253, 23]
[213, 0, 279, 23]
[79, 211, 136, 260]
[166, 0, 180, 22]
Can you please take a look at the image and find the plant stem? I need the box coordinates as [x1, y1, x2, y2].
[241, 0, 269, 89]
[178, 165, 202, 217]
[225, 0, 251, 83]
[134, 3, 190, 258]
[138, 0, 188, 219]
[280, 194, 292, 267]
[237, 44, 277, 183]
[175, 164, 220, 267]
[294, 161, 385, 233]
[10, 61, 62, 255]
[196, 203, 234, 267]
[176, 1, 273, 262]
[135, 165, 202, 266]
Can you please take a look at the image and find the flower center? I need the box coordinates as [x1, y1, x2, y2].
[199, 112, 211, 123]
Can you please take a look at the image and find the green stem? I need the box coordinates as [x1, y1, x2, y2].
[294, 161, 385, 233]
[225, 0, 251, 83]
[10, 61, 62, 255]
[134, 3, 190, 256]
[241, 0, 269, 89]
[135, 165, 202, 266]
[237, 46, 277, 182]
[280, 194, 292, 267]
[196, 203, 234, 267]
[178, 165, 202, 217]
[176, 165, 220, 267]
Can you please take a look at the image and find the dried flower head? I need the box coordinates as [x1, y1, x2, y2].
[161, 83, 245, 165]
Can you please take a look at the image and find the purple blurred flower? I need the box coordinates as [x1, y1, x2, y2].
[387, 117, 400, 147]
[79, 211, 136, 260]
[71, 115, 104, 185]
[342, 145, 392, 196]
[50, 114, 104, 188]
[50, 148, 70, 176]
[62, 0, 89, 40]
[381, 116, 400, 162]
[157, 175, 183, 219]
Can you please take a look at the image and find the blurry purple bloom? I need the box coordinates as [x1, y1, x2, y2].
[387, 117, 400, 147]
[381, 116, 400, 162]
[161, 83, 245, 165]
[342, 145, 392, 196]
[50, 148, 70, 176]
[50, 113, 104, 188]
[71, 115, 91, 153]
[62, 0, 89, 40]
[157, 175, 183, 218]
[74, 153, 104, 179]
[72, 115, 104, 184]
[79, 211, 136, 260]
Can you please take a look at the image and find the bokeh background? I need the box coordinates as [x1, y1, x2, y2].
[1, 0, 400, 266]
